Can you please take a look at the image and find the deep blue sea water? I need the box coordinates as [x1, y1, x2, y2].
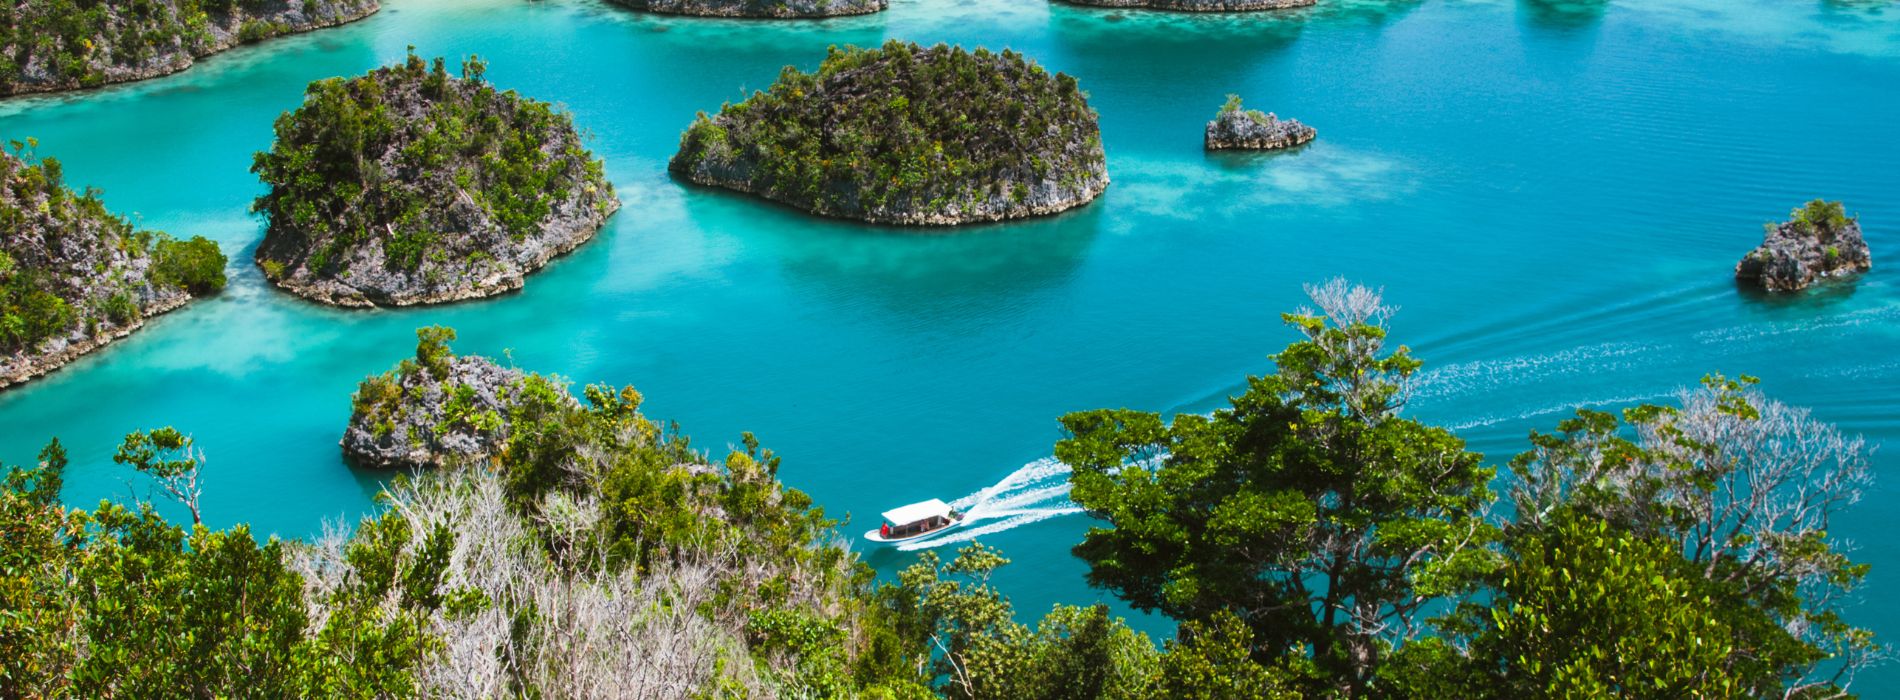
[3, 0, 1898, 688]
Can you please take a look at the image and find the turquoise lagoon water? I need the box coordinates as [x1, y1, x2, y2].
[4, 0, 1900, 686]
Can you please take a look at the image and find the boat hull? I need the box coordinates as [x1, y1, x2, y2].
[863, 518, 964, 545]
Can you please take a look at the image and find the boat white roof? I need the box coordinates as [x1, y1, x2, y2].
[881, 499, 953, 526]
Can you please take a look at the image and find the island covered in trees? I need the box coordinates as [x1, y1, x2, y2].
[0, 144, 226, 391]
[251, 52, 618, 307]
[0, 0, 380, 97]
[342, 326, 546, 469]
[1736, 199, 1872, 292]
[670, 41, 1109, 226]
[607, 0, 885, 19]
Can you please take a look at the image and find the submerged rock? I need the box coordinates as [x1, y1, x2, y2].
[606, 0, 884, 18]
[670, 41, 1108, 226]
[1, 149, 227, 391]
[1735, 200, 1871, 292]
[1058, 0, 1313, 12]
[0, 0, 380, 97]
[1205, 96, 1316, 151]
[252, 52, 618, 308]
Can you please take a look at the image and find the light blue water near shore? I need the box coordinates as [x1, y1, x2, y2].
[4, 0, 1899, 687]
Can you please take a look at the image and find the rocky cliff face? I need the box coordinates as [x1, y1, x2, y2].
[1205, 105, 1316, 151]
[607, 0, 884, 18]
[1, 150, 225, 391]
[342, 340, 546, 469]
[1735, 200, 1871, 292]
[1058, 0, 1312, 11]
[252, 54, 618, 308]
[670, 41, 1108, 226]
[0, 0, 380, 97]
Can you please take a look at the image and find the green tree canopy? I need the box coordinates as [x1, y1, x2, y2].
[1055, 279, 1499, 694]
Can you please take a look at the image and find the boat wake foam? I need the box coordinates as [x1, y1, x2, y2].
[894, 457, 1084, 552]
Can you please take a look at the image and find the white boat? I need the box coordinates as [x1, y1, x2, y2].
[863, 498, 965, 545]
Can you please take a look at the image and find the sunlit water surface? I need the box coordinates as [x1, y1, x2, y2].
[3, 0, 1898, 686]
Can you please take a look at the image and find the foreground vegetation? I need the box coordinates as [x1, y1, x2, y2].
[1, 141, 227, 390]
[252, 51, 618, 307]
[672, 41, 1108, 225]
[0, 0, 380, 96]
[1055, 280, 1877, 697]
[1, 282, 1879, 697]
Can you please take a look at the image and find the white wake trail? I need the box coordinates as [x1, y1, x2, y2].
[894, 457, 1083, 552]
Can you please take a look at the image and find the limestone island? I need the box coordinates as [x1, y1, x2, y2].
[606, 0, 884, 19]
[670, 41, 1108, 226]
[1735, 199, 1871, 292]
[1205, 95, 1315, 151]
[252, 53, 619, 308]
[1057, 0, 1313, 12]
[0, 146, 227, 391]
[342, 327, 554, 468]
[0, 0, 380, 97]
[343, 326, 671, 473]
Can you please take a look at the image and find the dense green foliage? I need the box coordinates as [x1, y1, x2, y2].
[673, 41, 1104, 221]
[1465, 514, 1753, 696]
[1057, 281, 1877, 698]
[0, 0, 375, 95]
[0, 143, 227, 357]
[1056, 280, 1498, 694]
[252, 51, 613, 290]
[1787, 198, 1854, 238]
[0, 433, 444, 698]
[153, 236, 228, 296]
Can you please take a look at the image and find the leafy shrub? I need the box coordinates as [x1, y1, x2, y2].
[1790, 199, 1851, 237]
[153, 235, 229, 295]
[102, 291, 138, 325]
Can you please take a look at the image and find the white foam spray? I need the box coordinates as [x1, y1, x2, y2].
[895, 457, 1084, 552]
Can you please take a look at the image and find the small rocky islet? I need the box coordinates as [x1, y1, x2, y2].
[606, 0, 884, 18]
[1205, 95, 1315, 151]
[0, 0, 381, 97]
[341, 326, 685, 476]
[341, 327, 551, 469]
[251, 53, 619, 308]
[1058, 0, 1313, 12]
[0, 147, 227, 391]
[670, 41, 1109, 226]
[1735, 199, 1871, 292]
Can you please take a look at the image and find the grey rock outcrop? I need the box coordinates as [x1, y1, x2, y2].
[342, 353, 549, 469]
[607, 0, 884, 18]
[1206, 101, 1316, 151]
[1735, 201, 1871, 292]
